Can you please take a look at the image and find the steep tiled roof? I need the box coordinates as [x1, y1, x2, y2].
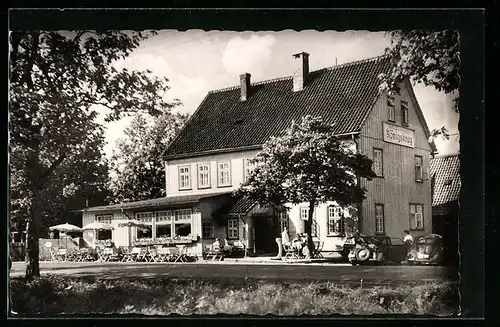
[164, 55, 393, 159]
[82, 191, 232, 212]
[228, 196, 258, 216]
[430, 154, 460, 215]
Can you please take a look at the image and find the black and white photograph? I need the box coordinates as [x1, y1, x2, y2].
[7, 8, 484, 319]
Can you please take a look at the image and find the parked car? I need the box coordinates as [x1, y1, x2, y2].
[407, 234, 445, 265]
[347, 235, 406, 265]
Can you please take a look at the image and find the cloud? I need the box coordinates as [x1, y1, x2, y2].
[222, 34, 276, 79]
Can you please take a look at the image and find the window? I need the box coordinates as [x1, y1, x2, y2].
[415, 155, 423, 182]
[244, 159, 257, 181]
[155, 211, 171, 238]
[178, 165, 191, 190]
[197, 164, 210, 189]
[218, 161, 231, 187]
[278, 210, 289, 232]
[300, 208, 317, 236]
[202, 221, 214, 238]
[409, 204, 424, 230]
[96, 214, 112, 224]
[373, 148, 383, 177]
[228, 219, 238, 239]
[328, 206, 343, 235]
[387, 95, 396, 122]
[173, 209, 192, 236]
[401, 101, 409, 126]
[375, 204, 385, 234]
[136, 212, 153, 239]
[300, 207, 309, 221]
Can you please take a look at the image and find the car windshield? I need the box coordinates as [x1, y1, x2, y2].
[391, 238, 403, 245]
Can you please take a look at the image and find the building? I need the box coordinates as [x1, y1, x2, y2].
[430, 153, 460, 263]
[82, 52, 435, 256]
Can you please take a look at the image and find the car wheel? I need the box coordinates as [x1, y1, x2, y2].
[356, 248, 371, 262]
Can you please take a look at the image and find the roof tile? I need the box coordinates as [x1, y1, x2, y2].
[430, 154, 460, 215]
[164, 55, 392, 158]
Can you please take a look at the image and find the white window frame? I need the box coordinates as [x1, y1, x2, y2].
[217, 161, 231, 187]
[375, 204, 385, 234]
[178, 165, 191, 190]
[387, 95, 396, 122]
[300, 207, 309, 221]
[373, 148, 383, 177]
[409, 204, 424, 230]
[244, 159, 257, 181]
[197, 163, 211, 189]
[327, 205, 343, 236]
[278, 210, 289, 232]
[136, 212, 154, 239]
[173, 208, 193, 237]
[401, 101, 409, 126]
[228, 218, 238, 239]
[95, 214, 112, 224]
[155, 211, 172, 238]
[415, 155, 423, 182]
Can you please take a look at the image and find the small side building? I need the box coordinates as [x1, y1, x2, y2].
[430, 153, 460, 264]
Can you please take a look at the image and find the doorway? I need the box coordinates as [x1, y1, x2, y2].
[253, 215, 278, 254]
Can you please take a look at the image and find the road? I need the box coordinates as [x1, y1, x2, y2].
[10, 261, 457, 286]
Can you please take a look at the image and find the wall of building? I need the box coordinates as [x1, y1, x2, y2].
[165, 149, 261, 197]
[358, 81, 433, 239]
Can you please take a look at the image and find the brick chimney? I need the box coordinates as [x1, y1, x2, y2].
[292, 52, 309, 92]
[240, 73, 251, 101]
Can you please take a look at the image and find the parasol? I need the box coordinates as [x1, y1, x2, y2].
[118, 219, 152, 247]
[117, 219, 152, 229]
[82, 222, 114, 231]
[49, 223, 82, 248]
[82, 222, 114, 244]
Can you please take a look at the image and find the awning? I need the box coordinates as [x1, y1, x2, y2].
[228, 196, 258, 216]
[82, 191, 233, 212]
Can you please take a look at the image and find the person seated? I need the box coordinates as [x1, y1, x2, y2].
[223, 238, 233, 254]
[211, 238, 222, 252]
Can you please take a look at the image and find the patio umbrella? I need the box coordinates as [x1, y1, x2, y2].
[49, 223, 82, 248]
[118, 219, 152, 247]
[117, 219, 152, 229]
[82, 222, 114, 244]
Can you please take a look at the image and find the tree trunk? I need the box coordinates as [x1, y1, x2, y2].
[304, 200, 315, 260]
[25, 188, 41, 279]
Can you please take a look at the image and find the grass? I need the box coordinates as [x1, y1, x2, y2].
[9, 275, 459, 316]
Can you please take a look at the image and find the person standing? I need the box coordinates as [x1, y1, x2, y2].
[403, 230, 413, 254]
[281, 227, 290, 246]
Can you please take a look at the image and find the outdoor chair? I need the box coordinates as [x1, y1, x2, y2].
[125, 247, 142, 262]
[175, 245, 188, 262]
[313, 241, 325, 259]
[156, 247, 170, 262]
[283, 243, 298, 260]
[48, 246, 59, 262]
[205, 245, 224, 261]
[148, 247, 161, 262]
[55, 248, 67, 262]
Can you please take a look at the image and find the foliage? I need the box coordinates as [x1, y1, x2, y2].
[109, 111, 189, 203]
[238, 116, 376, 256]
[379, 30, 460, 141]
[9, 30, 178, 278]
[10, 276, 459, 316]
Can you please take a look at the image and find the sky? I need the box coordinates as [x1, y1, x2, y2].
[99, 30, 460, 157]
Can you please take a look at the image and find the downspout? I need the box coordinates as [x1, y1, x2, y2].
[352, 134, 363, 234]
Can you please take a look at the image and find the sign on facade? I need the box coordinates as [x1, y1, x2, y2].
[382, 122, 415, 148]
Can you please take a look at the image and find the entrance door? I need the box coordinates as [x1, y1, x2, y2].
[254, 215, 278, 254]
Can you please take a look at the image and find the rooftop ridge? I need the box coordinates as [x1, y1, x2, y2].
[208, 54, 389, 94]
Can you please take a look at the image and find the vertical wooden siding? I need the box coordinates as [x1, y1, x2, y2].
[359, 83, 432, 239]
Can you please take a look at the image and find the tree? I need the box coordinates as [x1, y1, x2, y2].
[238, 116, 376, 258]
[10, 123, 111, 236]
[109, 111, 189, 203]
[379, 30, 460, 141]
[9, 30, 179, 279]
